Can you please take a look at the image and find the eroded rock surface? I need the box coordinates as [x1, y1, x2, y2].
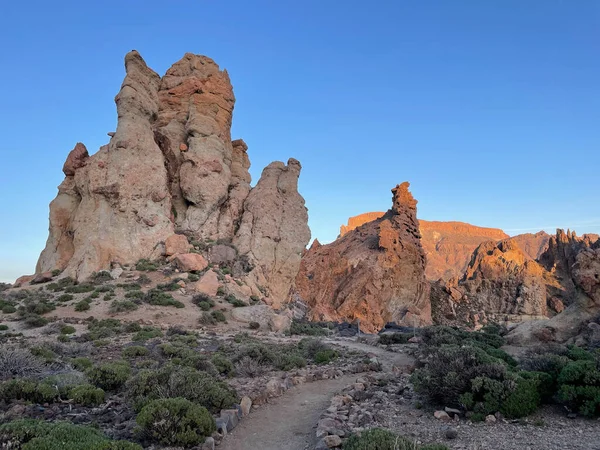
[295, 182, 430, 332]
[35, 51, 309, 306]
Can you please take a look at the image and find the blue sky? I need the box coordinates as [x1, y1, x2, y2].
[0, 1, 598, 282]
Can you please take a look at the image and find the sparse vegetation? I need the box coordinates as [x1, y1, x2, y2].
[110, 299, 139, 313]
[144, 289, 184, 308]
[136, 259, 159, 271]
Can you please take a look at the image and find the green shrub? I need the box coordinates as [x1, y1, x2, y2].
[60, 325, 76, 335]
[379, 333, 411, 345]
[86, 361, 131, 390]
[2, 305, 16, 314]
[199, 312, 216, 325]
[136, 398, 215, 446]
[110, 300, 139, 313]
[74, 299, 91, 312]
[289, 320, 330, 336]
[211, 310, 226, 322]
[136, 259, 159, 271]
[343, 428, 446, 450]
[124, 290, 144, 300]
[69, 384, 105, 406]
[23, 314, 49, 328]
[192, 293, 215, 309]
[30, 346, 56, 362]
[188, 274, 200, 282]
[159, 343, 195, 360]
[0, 325, 8, 331]
[65, 283, 95, 294]
[94, 285, 114, 293]
[124, 322, 142, 333]
[132, 327, 163, 342]
[211, 354, 235, 376]
[126, 365, 237, 412]
[71, 357, 93, 371]
[556, 360, 600, 417]
[216, 287, 226, 296]
[314, 349, 338, 364]
[155, 282, 180, 292]
[122, 346, 149, 358]
[225, 294, 246, 307]
[0, 419, 141, 450]
[144, 289, 184, 308]
[56, 294, 74, 303]
[0, 379, 58, 403]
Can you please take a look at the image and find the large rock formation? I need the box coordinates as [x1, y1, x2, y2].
[509, 231, 550, 261]
[340, 214, 509, 281]
[35, 51, 310, 307]
[507, 233, 600, 345]
[295, 182, 431, 332]
[431, 239, 554, 328]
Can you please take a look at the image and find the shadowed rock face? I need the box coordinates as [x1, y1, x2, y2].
[35, 51, 310, 306]
[295, 182, 431, 333]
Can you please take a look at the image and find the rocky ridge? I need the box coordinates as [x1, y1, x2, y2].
[294, 182, 431, 333]
[34, 51, 310, 307]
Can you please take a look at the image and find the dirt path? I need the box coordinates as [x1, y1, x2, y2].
[220, 338, 414, 450]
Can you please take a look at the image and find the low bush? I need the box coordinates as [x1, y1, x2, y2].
[110, 300, 139, 313]
[124, 322, 142, 333]
[379, 333, 411, 345]
[343, 428, 449, 450]
[155, 282, 180, 292]
[225, 294, 246, 307]
[144, 289, 184, 308]
[86, 361, 131, 390]
[65, 283, 95, 294]
[122, 346, 150, 358]
[556, 359, 600, 417]
[0, 378, 58, 403]
[188, 273, 200, 282]
[314, 349, 338, 364]
[56, 294, 74, 303]
[60, 325, 76, 335]
[69, 384, 105, 406]
[23, 314, 49, 328]
[74, 299, 91, 312]
[136, 259, 159, 271]
[211, 310, 226, 322]
[71, 357, 93, 371]
[2, 304, 16, 314]
[132, 327, 163, 342]
[136, 397, 215, 446]
[124, 290, 144, 300]
[126, 364, 237, 412]
[0, 325, 8, 331]
[289, 320, 330, 336]
[192, 293, 215, 310]
[199, 312, 216, 325]
[211, 354, 235, 376]
[0, 419, 141, 450]
[234, 356, 267, 378]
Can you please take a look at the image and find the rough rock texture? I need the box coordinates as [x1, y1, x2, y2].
[295, 182, 431, 332]
[233, 159, 311, 309]
[35, 51, 310, 306]
[419, 221, 509, 281]
[505, 231, 600, 344]
[509, 231, 550, 261]
[340, 214, 509, 281]
[431, 239, 553, 328]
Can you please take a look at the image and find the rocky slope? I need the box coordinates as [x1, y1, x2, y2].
[294, 182, 431, 332]
[34, 51, 310, 307]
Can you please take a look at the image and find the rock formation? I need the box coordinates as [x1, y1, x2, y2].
[431, 239, 553, 328]
[35, 51, 310, 307]
[509, 231, 550, 261]
[507, 232, 600, 345]
[340, 214, 509, 281]
[295, 182, 431, 332]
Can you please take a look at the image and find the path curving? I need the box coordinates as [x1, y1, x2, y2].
[220, 339, 414, 450]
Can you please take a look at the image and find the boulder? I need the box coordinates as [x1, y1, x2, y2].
[31, 272, 53, 284]
[164, 234, 191, 256]
[172, 253, 208, 272]
[194, 270, 220, 296]
[295, 182, 431, 332]
[208, 244, 237, 264]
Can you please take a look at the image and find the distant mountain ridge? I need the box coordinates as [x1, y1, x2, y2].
[339, 213, 550, 280]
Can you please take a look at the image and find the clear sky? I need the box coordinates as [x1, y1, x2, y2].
[0, 0, 598, 282]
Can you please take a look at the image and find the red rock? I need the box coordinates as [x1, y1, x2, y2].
[62, 142, 89, 176]
[194, 270, 220, 296]
[179, 143, 188, 151]
[295, 182, 430, 332]
[173, 253, 208, 272]
[14, 275, 35, 287]
[164, 234, 191, 256]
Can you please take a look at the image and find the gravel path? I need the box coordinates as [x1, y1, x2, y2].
[220, 338, 414, 450]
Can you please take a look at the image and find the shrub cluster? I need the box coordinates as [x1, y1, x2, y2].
[343, 428, 449, 450]
[412, 325, 600, 419]
[288, 319, 331, 336]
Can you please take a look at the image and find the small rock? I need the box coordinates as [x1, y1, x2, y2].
[202, 436, 215, 450]
[323, 435, 343, 448]
[485, 414, 496, 423]
[110, 266, 124, 280]
[444, 407, 461, 416]
[434, 410, 452, 422]
[240, 396, 252, 416]
[445, 427, 458, 439]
